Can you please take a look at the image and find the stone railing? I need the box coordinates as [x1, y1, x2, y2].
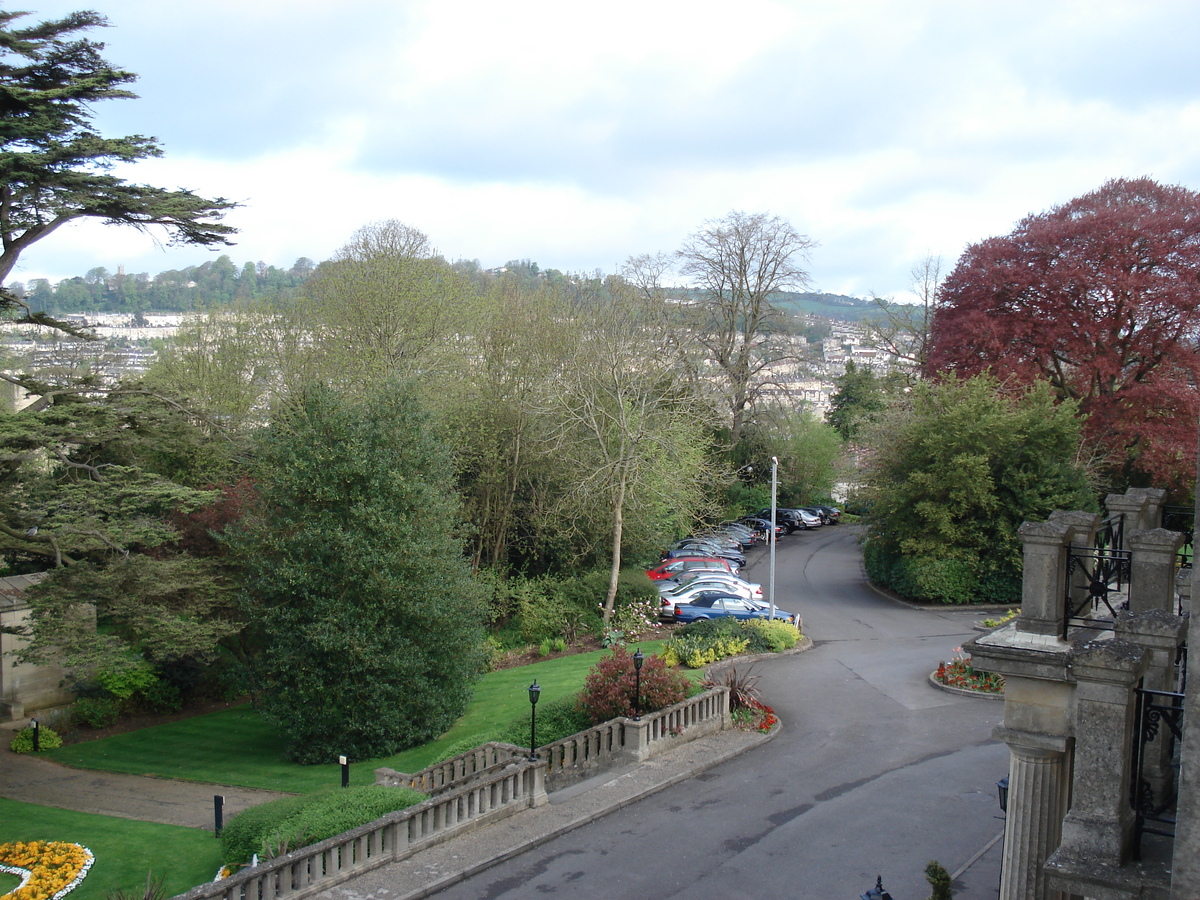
[541, 687, 730, 790]
[171, 688, 730, 900]
[172, 758, 545, 900]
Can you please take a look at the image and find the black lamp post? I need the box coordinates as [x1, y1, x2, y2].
[31, 718, 39, 752]
[527, 680, 541, 760]
[632, 649, 644, 720]
[996, 776, 1009, 814]
[860, 875, 893, 900]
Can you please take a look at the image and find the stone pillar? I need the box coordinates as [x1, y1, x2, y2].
[1116, 609, 1187, 822]
[1168, 551, 1200, 897]
[1105, 488, 1165, 534]
[1056, 639, 1149, 863]
[995, 729, 1071, 900]
[1052, 512, 1105, 625]
[1127, 529, 1185, 615]
[1017, 521, 1076, 637]
[620, 717, 651, 762]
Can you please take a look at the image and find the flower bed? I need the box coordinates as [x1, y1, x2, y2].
[934, 653, 1004, 695]
[0, 842, 93, 900]
[730, 699, 778, 733]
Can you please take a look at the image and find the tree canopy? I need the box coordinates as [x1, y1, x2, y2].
[0, 8, 236, 291]
[861, 375, 1095, 604]
[926, 177, 1200, 489]
[225, 382, 486, 763]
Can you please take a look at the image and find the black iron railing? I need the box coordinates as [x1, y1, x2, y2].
[1162, 505, 1194, 568]
[1063, 546, 1131, 636]
[1130, 683, 1185, 859]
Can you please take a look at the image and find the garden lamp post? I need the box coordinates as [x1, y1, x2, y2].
[31, 718, 39, 752]
[996, 775, 1009, 813]
[860, 875, 893, 900]
[527, 680, 541, 760]
[632, 649, 644, 720]
[339, 755, 349, 788]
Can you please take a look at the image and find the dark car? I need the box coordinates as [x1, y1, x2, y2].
[812, 505, 841, 524]
[672, 593, 797, 625]
[754, 508, 801, 534]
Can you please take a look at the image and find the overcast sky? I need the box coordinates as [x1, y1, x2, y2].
[9, 0, 1200, 300]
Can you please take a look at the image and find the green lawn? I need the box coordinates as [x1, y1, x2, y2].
[39, 641, 671, 793]
[0, 798, 222, 900]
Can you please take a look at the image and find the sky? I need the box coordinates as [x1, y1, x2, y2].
[8, 0, 1200, 300]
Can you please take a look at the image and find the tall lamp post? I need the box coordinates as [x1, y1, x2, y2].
[527, 680, 541, 760]
[769, 456, 778, 621]
[632, 649, 644, 720]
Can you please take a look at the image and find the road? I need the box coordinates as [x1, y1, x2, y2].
[431, 525, 1010, 900]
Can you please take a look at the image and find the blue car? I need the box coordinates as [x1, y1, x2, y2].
[672, 593, 796, 625]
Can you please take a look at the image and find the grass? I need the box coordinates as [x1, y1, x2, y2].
[0, 798, 222, 900]
[39, 640, 673, 793]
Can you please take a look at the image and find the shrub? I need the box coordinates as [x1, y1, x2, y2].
[219, 787, 425, 865]
[610, 597, 660, 637]
[72, 696, 122, 728]
[135, 679, 184, 713]
[662, 632, 750, 668]
[261, 787, 426, 859]
[579, 646, 688, 723]
[97, 660, 158, 701]
[741, 619, 801, 653]
[9, 724, 64, 753]
[702, 664, 762, 710]
[496, 693, 592, 748]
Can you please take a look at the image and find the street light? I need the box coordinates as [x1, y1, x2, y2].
[860, 875, 893, 900]
[769, 456, 778, 621]
[527, 680, 541, 760]
[632, 649, 644, 720]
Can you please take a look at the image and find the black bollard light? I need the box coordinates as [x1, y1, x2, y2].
[214, 795, 224, 836]
[632, 649, 644, 720]
[31, 718, 39, 752]
[339, 755, 349, 788]
[527, 680, 541, 760]
[996, 775, 1009, 814]
[860, 875, 893, 900]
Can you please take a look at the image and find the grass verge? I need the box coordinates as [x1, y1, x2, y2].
[39, 640, 675, 793]
[0, 798, 222, 900]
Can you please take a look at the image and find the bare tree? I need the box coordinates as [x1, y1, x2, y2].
[675, 211, 815, 443]
[867, 254, 942, 377]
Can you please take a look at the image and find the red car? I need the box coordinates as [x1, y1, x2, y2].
[645, 557, 737, 581]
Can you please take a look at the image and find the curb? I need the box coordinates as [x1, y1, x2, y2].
[926, 671, 1005, 701]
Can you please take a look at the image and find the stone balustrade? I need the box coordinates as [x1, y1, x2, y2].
[171, 687, 731, 900]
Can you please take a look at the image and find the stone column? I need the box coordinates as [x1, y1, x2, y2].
[1105, 489, 1160, 534]
[1056, 639, 1149, 863]
[1127, 529, 1185, 615]
[995, 729, 1071, 900]
[1017, 520, 1076, 637]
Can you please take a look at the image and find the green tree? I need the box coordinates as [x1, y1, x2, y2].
[825, 360, 904, 443]
[225, 382, 486, 763]
[861, 375, 1094, 604]
[0, 9, 236, 314]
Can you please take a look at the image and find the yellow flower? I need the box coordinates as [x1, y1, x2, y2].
[0, 841, 93, 900]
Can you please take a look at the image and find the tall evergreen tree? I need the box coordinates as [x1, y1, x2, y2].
[226, 382, 486, 763]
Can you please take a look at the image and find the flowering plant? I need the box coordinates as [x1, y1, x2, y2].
[935, 650, 1004, 694]
[0, 841, 94, 900]
[731, 699, 778, 733]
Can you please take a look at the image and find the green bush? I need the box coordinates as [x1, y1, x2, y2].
[136, 679, 184, 713]
[9, 724, 63, 753]
[98, 660, 158, 701]
[219, 787, 425, 865]
[262, 787, 426, 858]
[219, 794, 314, 865]
[497, 693, 592, 747]
[741, 619, 801, 652]
[72, 696, 122, 728]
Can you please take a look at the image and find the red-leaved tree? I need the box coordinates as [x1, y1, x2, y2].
[926, 177, 1200, 488]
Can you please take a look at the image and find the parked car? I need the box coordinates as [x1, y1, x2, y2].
[737, 516, 785, 539]
[672, 593, 797, 625]
[645, 557, 737, 581]
[754, 508, 802, 534]
[658, 575, 763, 602]
[697, 526, 755, 550]
[812, 505, 841, 524]
[785, 508, 823, 529]
[661, 546, 747, 568]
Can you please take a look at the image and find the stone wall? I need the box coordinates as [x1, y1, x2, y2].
[0, 573, 75, 719]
